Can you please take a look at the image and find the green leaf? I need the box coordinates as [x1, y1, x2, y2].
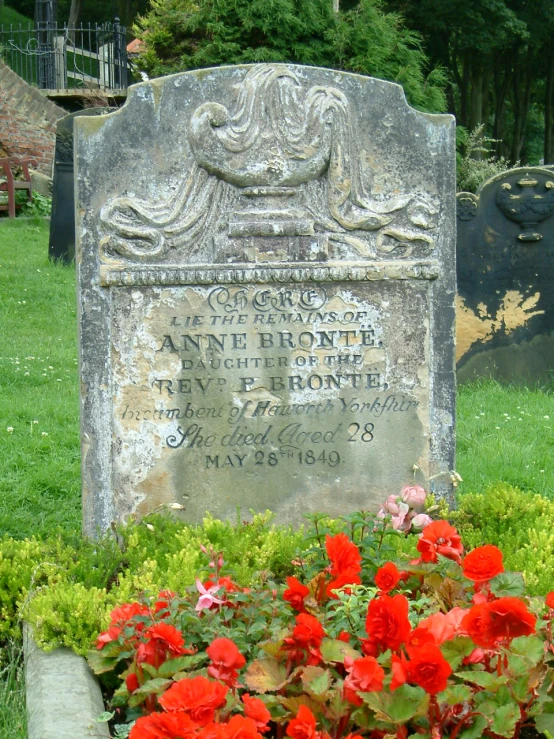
[491, 702, 520, 737]
[96, 711, 115, 723]
[140, 662, 158, 679]
[456, 670, 509, 689]
[511, 675, 531, 703]
[440, 637, 475, 670]
[301, 666, 332, 696]
[133, 677, 172, 697]
[86, 650, 119, 675]
[534, 702, 554, 735]
[320, 637, 360, 664]
[509, 635, 544, 666]
[157, 653, 205, 678]
[244, 658, 288, 693]
[438, 684, 472, 705]
[489, 572, 525, 598]
[459, 715, 488, 739]
[360, 684, 429, 724]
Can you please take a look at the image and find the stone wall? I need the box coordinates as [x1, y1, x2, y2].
[0, 60, 66, 174]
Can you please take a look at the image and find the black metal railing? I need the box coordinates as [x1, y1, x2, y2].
[0, 20, 127, 91]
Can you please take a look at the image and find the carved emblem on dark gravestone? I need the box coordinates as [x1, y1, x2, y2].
[49, 108, 117, 264]
[457, 167, 554, 384]
[495, 172, 554, 242]
[75, 64, 456, 536]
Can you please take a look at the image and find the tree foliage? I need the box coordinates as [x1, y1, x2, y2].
[133, 0, 447, 113]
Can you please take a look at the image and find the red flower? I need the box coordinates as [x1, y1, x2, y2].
[462, 597, 536, 648]
[110, 601, 149, 625]
[406, 626, 436, 650]
[138, 623, 193, 669]
[286, 706, 318, 739]
[364, 594, 411, 655]
[154, 590, 177, 613]
[207, 637, 246, 686]
[462, 545, 504, 582]
[159, 676, 228, 724]
[343, 656, 385, 706]
[225, 715, 264, 739]
[326, 569, 362, 599]
[283, 614, 325, 665]
[390, 653, 409, 691]
[283, 577, 310, 613]
[416, 521, 463, 564]
[326, 533, 361, 577]
[242, 694, 271, 733]
[546, 592, 554, 609]
[96, 625, 122, 650]
[130, 711, 199, 739]
[375, 563, 401, 593]
[405, 644, 452, 695]
[126, 672, 140, 693]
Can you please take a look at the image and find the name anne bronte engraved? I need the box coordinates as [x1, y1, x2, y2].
[111, 281, 428, 521]
[76, 63, 456, 533]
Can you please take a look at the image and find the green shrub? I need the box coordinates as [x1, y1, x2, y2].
[453, 483, 554, 594]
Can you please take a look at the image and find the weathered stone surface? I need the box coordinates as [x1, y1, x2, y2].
[75, 64, 456, 535]
[30, 170, 53, 198]
[457, 167, 554, 384]
[24, 626, 109, 739]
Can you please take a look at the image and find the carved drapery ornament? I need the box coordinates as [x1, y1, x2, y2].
[100, 66, 438, 263]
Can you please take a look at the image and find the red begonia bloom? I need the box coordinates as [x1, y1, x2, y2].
[416, 609, 469, 645]
[225, 715, 264, 739]
[283, 577, 310, 612]
[126, 672, 140, 693]
[416, 521, 463, 564]
[242, 694, 271, 733]
[462, 597, 536, 648]
[286, 706, 318, 739]
[198, 722, 230, 739]
[390, 653, 409, 691]
[375, 562, 402, 593]
[462, 545, 504, 582]
[159, 676, 228, 724]
[546, 592, 554, 609]
[154, 590, 177, 613]
[406, 626, 436, 650]
[326, 568, 362, 599]
[96, 625, 122, 650]
[130, 711, 199, 739]
[207, 637, 246, 686]
[343, 656, 385, 705]
[138, 623, 193, 669]
[283, 613, 325, 665]
[364, 594, 411, 654]
[326, 533, 362, 577]
[110, 601, 149, 625]
[405, 644, 452, 695]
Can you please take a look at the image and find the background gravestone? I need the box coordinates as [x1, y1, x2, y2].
[49, 108, 116, 264]
[75, 64, 456, 536]
[457, 167, 554, 384]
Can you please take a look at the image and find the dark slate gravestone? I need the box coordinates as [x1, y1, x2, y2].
[457, 167, 554, 384]
[75, 64, 456, 535]
[49, 109, 116, 264]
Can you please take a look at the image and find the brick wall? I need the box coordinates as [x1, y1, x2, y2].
[0, 60, 66, 175]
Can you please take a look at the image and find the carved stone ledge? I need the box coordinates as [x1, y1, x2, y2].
[99, 260, 440, 287]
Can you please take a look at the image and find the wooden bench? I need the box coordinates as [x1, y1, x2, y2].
[0, 157, 38, 218]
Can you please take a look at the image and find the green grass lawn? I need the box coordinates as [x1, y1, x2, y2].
[1, 219, 554, 541]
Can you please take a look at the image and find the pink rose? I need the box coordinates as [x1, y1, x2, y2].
[401, 485, 426, 511]
[411, 513, 433, 530]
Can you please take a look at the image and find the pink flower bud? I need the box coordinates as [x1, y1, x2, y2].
[411, 513, 433, 530]
[401, 485, 426, 511]
[383, 494, 402, 516]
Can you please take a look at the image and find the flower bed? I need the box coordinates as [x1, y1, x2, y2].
[89, 488, 554, 739]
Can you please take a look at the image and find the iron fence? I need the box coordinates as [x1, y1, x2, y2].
[0, 20, 127, 91]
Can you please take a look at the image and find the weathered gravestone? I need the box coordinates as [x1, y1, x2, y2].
[49, 108, 116, 264]
[457, 167, 554, 384]
[75, 64, 456, 536]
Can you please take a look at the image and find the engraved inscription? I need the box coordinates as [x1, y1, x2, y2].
[111, 282, 429, 521]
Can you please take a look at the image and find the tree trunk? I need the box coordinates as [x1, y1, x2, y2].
[492, 56, 512, 158]
[511, 45, 533, 163]
[68, 0, 82, 30]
